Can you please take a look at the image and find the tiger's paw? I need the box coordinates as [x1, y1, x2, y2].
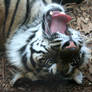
[73, 72, 83, 84]
[10, 73, 24, 87]
[49, 64, 57, 74]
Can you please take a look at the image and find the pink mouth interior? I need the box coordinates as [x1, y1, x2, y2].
[50, 11, 72, 34]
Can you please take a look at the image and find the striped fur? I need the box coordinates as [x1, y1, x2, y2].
[6, 3, 90, 86]
[0, 0, 56, 51]
[0, 0, 83, 47]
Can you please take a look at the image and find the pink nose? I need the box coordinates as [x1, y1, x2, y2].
[66, 41, 76, 48]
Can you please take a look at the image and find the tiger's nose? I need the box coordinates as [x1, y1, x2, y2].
[62, 41, 77, 50]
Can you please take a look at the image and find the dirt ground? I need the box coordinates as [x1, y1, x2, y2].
[0, 0, 92, 92]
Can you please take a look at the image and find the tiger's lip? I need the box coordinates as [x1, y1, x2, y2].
[49, 11, 72, 23]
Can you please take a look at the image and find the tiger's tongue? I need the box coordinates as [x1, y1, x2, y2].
[50, 12, 72, 34]
[50, 18, 66, 34]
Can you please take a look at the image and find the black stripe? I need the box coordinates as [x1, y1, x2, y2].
[52, 44, 61, 47]
[19, 45, 34, 71]
[22, 53, 33, 72]
[19, 45, 27, 54]
[42, 0, 47, 4]
[7, 0, 20, 37]
[2, 0, 11, 37]
[21, 0, 30, 25]
[78, 40, 83, 44]
[30, 47, 36, 68]
[27, 33, 36, 43]
[40, 44, 49, 52]
[19, 45, 33, 71]
[21, 0, 36, 25]
[51, 40, 62, 43]
[62, 0, 83, 4]
[32, 48, 46, 54]
[52, 0, 61, 3]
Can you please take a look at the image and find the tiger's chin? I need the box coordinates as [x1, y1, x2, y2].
[48, 43, 90, 84]
[46, 60, 83, 84]
[48, 62, 83, 84]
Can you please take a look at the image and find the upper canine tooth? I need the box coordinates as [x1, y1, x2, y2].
[50, 11, 53, 15]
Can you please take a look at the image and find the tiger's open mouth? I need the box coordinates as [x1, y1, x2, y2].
[44, 10, 72, 35]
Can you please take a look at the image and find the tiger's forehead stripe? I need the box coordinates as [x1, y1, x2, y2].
[7, 0, 21, 37]
[2, 0, 11, 36]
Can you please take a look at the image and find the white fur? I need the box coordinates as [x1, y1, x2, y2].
[49, 64, 57, 74]
[29, 0, 53, 23]
[73, 71, 83, 84]
[43, 3, 65, 15]
[6, 25, 41, 70]
[80, 45, 91, 65]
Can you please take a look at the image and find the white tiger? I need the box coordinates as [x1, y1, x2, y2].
[0, 0, 60, 51]
[6, 3, 90, 86]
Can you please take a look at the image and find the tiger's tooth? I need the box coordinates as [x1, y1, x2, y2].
[60, 12, 65, 14]
[50, 11, 53, 15]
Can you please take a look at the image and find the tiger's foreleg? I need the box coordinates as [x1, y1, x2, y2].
[10, 72, 24, 86]
[11, 72, 38, 86]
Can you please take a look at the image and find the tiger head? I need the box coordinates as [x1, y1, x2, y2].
[40, 3, 90, 77]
